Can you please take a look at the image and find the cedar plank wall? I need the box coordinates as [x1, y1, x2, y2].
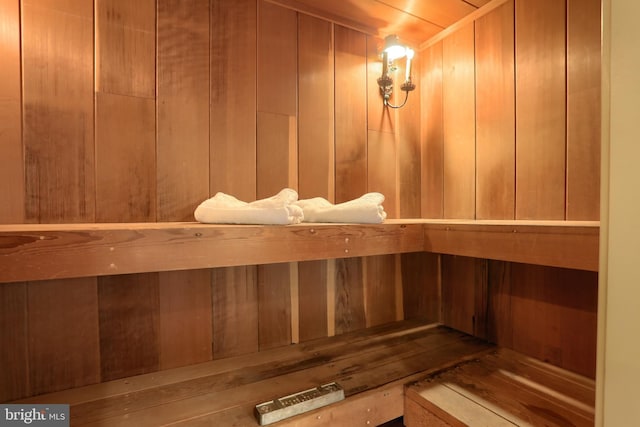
[0, 0, 434, 401]
[422, 0, 601, 378]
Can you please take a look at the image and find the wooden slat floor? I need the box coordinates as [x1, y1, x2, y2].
[405, 348, 595, 427]
[20, 321, 493, 426]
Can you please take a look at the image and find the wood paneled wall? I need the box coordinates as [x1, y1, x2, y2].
[421, 0, 601, 378]
[421, 0, 601, 222]
[0, 0, 433, 401]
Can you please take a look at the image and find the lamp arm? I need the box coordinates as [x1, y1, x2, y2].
[383, 90, 410, 109]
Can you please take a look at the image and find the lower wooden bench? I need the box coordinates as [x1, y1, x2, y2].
[18, 321, 492, 426]
[405, 348, 596, 427]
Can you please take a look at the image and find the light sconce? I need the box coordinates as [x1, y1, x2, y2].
[377, 35, 416, 109]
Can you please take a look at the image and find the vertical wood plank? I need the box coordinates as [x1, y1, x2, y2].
[296, 15, 333, 344]
[401, 252, 440, 323]
[334, 25, 367, 203]
[256, 1, 297, 197]
[298, 14, 334, 201]
[258, 263, 292, 350]
[96, 0, 155, 98]
[334, 257, 366, 335]
[367, 36, 395, 134]
[159, 270, 212, 369]
[210, 0, 257, 201]
[98, 273, 160, 381]
[28, 278, 100, 395]
[515, 0, 566, 220]
[486, 260, 513, 347]
[475, 0, 516, 220]
[368, 130, 397, 218]
[298, 261, 328, 342]
[420, 42, 444, 219]
[566, 0, 601, 220]
[398, 56, 422, 218]
[364, 255, 397, 327]
[0, 0, 23, 224]
[441, 255, 478, 335]
[210, 1, 260, 361]
[95, 93, 156, 222]
[157, 0, 210, 221]
[442, 23, 476, 219]
[257, 0, 297, 116]
[256, 112, 297, 197]
[0, 283, 28, 401]
[156, 0, 213, 372]
[509, 263, 598, 378]
[22, 0, 95, 223]
[212, 266, 259, 359]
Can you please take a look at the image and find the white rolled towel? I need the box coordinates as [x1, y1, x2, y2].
[194, 188, 303, 225]
[293, 192, 387, 223]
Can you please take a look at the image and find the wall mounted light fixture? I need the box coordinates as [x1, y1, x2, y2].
[377, 35, 415, 109]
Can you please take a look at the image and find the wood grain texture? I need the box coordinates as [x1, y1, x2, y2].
[398, 55, 422, 218]
[258, 263, 292, 350]
[515, 0, 566, 220]
[257, 0, 297, 116]
[364, 255, 398, 327]
[21, 323, 492, 426]
[367, 35, 395, 134]
[298, 14, 335, 201]
[401, 252, 440, 323]
[159, 269, 212, 369]
[442, 22, 476, 219]
[256, 0, 297, 198]
[486, 260, 513, 347]
[420, 41, 444, 219]
[0, 0, 24, 224]
[98, 273, 160, 381]
[368, 130, 397, 217]
[95, 93, 156, 222]
[212, 266, 259, 359]
[405, 395, 452, 427]
[334, 25, 368, 203]
[22, 0, 95, 223]
[475, 1, 515, 220]
[256, 112, 298, 197]
[566, 0, 601, 220]
[334, 257, 366, 334]
[267, 0, 448, 46]
[441, 255, 483, 336]
[0, 282, 28, 401]
[157, 0, 210, 221]
[210, 0, 257, 201]
[508, 263, 598, 378]
[423, 220, 599, 272]
[27, 278, 100, 395]
[96, 0, 155, 98]
[298, 260, 328, 342]
[0, 220, 598, 283]
[407, 349, 595, 426]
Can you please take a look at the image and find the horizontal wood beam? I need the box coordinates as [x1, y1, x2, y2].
[0, 220, 424, 283]
[0, 219, 599, 283]
[423, 220, 600, 271]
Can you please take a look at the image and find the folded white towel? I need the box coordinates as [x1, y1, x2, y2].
[294, 192, 387, 223]
[194, 188, 303, 225]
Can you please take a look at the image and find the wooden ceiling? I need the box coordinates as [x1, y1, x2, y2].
[266, 0, 492, 47]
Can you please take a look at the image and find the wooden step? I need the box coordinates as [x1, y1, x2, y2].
[18, 321, 493, 426]
[405, 348, 595, 427]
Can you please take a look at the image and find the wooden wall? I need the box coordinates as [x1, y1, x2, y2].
[0, 0, 434, 401]
[420, 0, 601, 378]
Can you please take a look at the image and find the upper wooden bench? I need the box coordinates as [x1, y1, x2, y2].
[0, 219, 599, 283]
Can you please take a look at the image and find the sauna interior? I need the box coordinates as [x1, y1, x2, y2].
[1, 0, 635, 425]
